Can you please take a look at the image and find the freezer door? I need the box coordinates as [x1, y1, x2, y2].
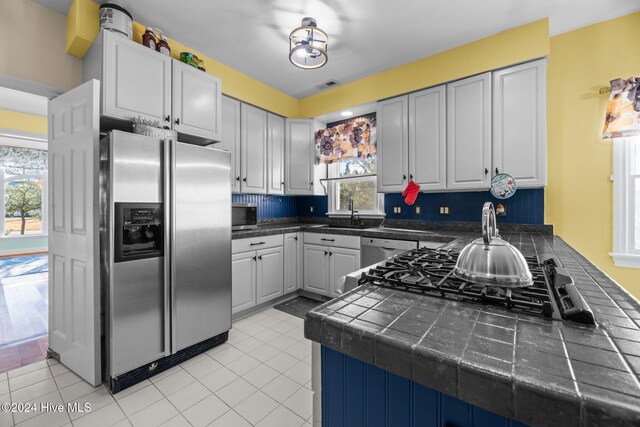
[172, 143, 231, 352]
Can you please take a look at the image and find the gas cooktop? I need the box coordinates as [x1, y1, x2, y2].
[358, 248, 596, 325]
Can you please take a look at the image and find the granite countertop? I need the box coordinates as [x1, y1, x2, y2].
[304, 232, 640, 427]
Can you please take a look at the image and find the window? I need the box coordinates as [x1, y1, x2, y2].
[328, 157, 384, 216]
[0, 146, 48, 237]
[611, 137, 640, 268]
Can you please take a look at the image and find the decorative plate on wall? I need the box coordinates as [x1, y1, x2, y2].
[490, 173, 517, 199]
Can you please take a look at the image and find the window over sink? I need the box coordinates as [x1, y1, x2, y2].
[328, 157, 384, 216]
[611, 136, 640, 268]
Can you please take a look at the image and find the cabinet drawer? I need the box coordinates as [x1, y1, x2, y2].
[303, 232, 360, 249]
[233, 234, 283, 253]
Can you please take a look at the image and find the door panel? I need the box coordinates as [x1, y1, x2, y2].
[256, 247, 284, 304]
[304, 244, 328, 295]
[493, 60, 546, 187]
[103, 31, 171, 125]
[241, 104, 267, 193]
[173, 144, 231, 351]
[284, 233, 298, 293]
[219, 96, 241, 192]
[285, 119, 314, 194]
[329, 247, 360, 297]
[409, 86, 446, 191]
[48, 80, 101, 386]
[172, 60, 222, 141]
[267, 113, 285, 194]
[377, 96, 408, 193]
[446, 73, 492, 190]
[232, 251, 256, 314]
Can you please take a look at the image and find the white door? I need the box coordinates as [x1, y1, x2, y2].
[285, 119, 314, 195]
[219, 96, 241, 193]
[493, 60, 547, 188]
[377, 96, 408, 193]
[409, 86, 446, 191]
[267, 113, 285, 195]
[329, 247, 360, 297]
[102, 30, 171, 125]
[284, 233, 298, 293]
[241, 104, 268, 194]
[446, 73, 492, 190]
[172, 60, 222, 141]
[232, 251, 256, 314]
[48, 80, 101, 386]
[256, 246, 284, 304]
[303, 244, 328, 295]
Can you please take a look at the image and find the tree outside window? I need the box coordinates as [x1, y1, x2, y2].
[5, 178, 42, 235]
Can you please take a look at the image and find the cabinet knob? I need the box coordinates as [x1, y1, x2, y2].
[281, 181, 285, 185]
[294, 237, 298, 241]
[324, 251, 328, 256]
[258, 255, 263, 261]
[409, 174, 413, 180]
[243, 177, 247, 182]
[236, 176, 240, 181]
[495, 168, 499, 175]
[329, 252, 332, 256]
[484, 168, 489, 175]
[310, 181, 313, 186]
[252, 256, 257, 261]
[165, 115, 170, 122]
[403, 174, 407, 181]
[175, 118, 180, 125]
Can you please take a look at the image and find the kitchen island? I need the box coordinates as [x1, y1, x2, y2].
[303, 231, 640, 427]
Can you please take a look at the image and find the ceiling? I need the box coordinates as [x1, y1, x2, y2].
[33, 0, 640, 99]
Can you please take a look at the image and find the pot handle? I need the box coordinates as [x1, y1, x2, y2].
[482, 202, 498, 245]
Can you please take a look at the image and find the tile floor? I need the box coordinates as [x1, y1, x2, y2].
[0, 307, 314, 426]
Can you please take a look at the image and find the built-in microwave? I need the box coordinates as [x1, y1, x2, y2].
[232, 203, 258, 230]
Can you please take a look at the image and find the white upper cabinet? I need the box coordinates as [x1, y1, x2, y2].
[408, 86, 446, 191]
[172, 60, 222, 141]
[285, 119, 314, 195]
[267, 113, 285, 195]
[377, 96, 409, 193]
[446, 72, 492, 190]
[89, 30, 171, 126]
[219, 96, 241, 193]
[493, 60, 547, 188]
[241, 103, 268, 194]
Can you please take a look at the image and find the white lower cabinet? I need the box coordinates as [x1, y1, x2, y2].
[303, 233, 361, 297]
[284, 232, 302, 293]
[256, 247, 284, 305]
[231, 251, 256, 314]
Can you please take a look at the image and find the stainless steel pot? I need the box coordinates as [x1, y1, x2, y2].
[454, 202, 533, 287]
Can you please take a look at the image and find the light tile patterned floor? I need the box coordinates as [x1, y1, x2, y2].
[0, 307, 314, 426]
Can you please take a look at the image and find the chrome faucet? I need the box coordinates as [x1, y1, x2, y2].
[348, 197, 359, 225]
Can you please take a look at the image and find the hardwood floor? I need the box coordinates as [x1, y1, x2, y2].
[0, 257, 48, 373]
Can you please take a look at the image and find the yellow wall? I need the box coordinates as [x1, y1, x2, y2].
[0, 0, 82, 91]
[546, 12, 640, 298]
[0, 109, 47, 135]
[298, 19, 550, 118]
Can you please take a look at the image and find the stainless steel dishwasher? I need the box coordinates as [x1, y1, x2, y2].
[361, 237, 418, 268]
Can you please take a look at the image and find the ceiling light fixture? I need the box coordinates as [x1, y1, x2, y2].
[289, 17, 328, 70]
[340, 111, 353, 117]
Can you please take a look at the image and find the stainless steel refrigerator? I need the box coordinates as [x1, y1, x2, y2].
[99, 130, 231, 392]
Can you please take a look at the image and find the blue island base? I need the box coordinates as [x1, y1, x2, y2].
[322, 346, 528, 427]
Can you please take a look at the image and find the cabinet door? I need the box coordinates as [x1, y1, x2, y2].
[267, 113, 285, 194]
[219, 96, 241, 193]
[446, 73, 492, 190]
[284, 233, 299, 294]
[256, 246, 284, 305]
[409, 86, 446, 191]
[329, 247, 360, 297]
[303, 244, 328, 295]
[377, 96, 409, 193]
[241, 104, 268, 194]
[493, 60, 547, 188]
[172, 60, 222, 141]
[285, 119, 314, 195]
[232, 251, 256, 314]
[102, 30, 172, 125]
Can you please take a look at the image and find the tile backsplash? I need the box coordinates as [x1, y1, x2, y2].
[233, 189, 544, 224]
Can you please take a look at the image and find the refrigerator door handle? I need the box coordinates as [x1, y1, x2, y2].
[169, 138, 178, 355]
[163, 138, 173, 356]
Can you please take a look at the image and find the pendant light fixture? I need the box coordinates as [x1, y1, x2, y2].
[289, 17, 328, 69]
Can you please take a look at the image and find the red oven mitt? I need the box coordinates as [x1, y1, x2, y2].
[402, 180, 421, 205]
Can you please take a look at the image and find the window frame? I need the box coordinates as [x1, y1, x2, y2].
[327, 160, 385, 217]
[611, 136, 640, 268]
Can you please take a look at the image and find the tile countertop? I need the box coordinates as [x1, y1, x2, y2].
[302, 231, 640, 427]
